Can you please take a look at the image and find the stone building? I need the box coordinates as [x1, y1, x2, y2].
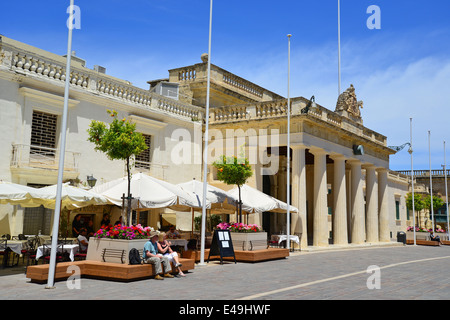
[0, 35, 411, 249]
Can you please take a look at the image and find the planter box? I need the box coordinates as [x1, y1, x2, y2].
[406, 232, 448, 241]
[230, 232, 267, 251]
[86, 237, 148, 264]
[406, 232, 429, 241]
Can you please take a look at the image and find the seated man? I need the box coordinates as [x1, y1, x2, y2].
[77, 228, 89, 253]
[142, 231, 173, 280]
[430, 233, 443, 245]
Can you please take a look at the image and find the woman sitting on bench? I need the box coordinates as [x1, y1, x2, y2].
[157, 233, 185, 277]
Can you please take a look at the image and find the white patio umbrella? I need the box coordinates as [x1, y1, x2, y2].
[228, 184, 299, 214]
[93, 173, 206, 211]
[0, 181, 39, 206]
[26, 183, 110, 210]
[177, 179, 236, 214]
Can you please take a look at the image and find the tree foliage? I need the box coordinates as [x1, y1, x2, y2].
[212, 150, 253, 223]
[405, 193, 425, 212]
[212, 154, 253, 188]
[87, 109, 148, 225]
[87, 109, 147, 162]
[423, 194, 444, 212]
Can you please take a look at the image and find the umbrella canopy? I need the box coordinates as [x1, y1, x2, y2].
[229, 184, 299, 214]
[0, 181, 38, 205]
[26, 183, 110, 210]
[177, 179, 236, 214]
[93, 173, 206, 211]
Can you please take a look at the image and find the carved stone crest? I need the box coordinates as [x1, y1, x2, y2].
[335, 84, 363, 122]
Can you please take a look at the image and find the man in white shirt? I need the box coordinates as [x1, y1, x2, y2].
[77, 228, 89, 252]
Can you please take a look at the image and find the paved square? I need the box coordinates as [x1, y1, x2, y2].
[1, 245, 450, 301]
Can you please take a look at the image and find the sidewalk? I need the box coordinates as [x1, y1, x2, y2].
[1, 245, 449, 300]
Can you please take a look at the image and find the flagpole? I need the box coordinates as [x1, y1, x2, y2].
[429, 131, 435, 233]
[46, 0, 74, 288]
[444, 141, 450, 240]
[337, 0, 342, 95]
[286, 34, 292, 251]
[200, 0, 213, 265]
[409, 118, 416, 245]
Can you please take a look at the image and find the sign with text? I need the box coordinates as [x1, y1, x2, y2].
[207, 230, 236, 264]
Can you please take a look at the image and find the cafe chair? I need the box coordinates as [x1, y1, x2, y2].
[42, 244, 64, 264]
[74, 239, 87, 261]
[0, 239, 6, 266]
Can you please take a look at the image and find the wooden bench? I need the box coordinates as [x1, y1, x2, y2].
[182, 248, 289, 263]
[249, 240, 269, 251]
[102, 248, 126, 263]
[443, 241, 450, 246]
[26, 258, 195, 283]
[406, 239, 440, 246]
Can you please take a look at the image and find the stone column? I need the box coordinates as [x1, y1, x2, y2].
[311, 149, 328, 247]
[331, 155, 348, 245]
[377, 168, 390, 242]
[365, 165, 379, 243]
[292, 146, 308, 248]
[349, 160, 365, 244]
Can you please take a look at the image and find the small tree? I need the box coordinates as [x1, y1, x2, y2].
[405, 193, 424, 228]
[87, 109, 148, 225]
[212, 150, 253, 223]
[424, 194, 444, 230]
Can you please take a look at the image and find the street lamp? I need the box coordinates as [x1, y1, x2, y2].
[409, 118, 416, 245]
[286, 34, 292, 250]
[87, 175, 97, 188]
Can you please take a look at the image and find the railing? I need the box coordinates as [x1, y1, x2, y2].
[170, 63, 276, 100]
[2, 42, 204, 122]
[222, 71, 264, 98]
[396, 169, 450, 177]
[10, 144, 80, 172]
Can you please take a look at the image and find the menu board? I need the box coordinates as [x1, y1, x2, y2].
[207, 230, 236, 264]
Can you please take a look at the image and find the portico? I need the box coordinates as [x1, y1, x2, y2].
[208, 86, 396, 249]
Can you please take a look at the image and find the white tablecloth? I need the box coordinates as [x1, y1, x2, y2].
[1, 240, 26, 255]
[167, 239, 188, 251]
[36, 244, 79, 262]
[271, 235, 300, 245]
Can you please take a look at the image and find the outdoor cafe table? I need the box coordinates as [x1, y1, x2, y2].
[1, 240, 27, 267]
[167, 239, 188, 251]
[271, 234, 300, 248]
[3, 240, 27, 255]
[35, 244, 79, 262]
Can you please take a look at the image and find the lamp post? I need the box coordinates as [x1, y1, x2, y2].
[429, 131, 435, 233]
[46, 0, 75, 289]
[337, 0, 342, 95]
[286, 34, 292, 250]
[444, 141, 450, 239]
[409, 118, 416, 245]
[200, 0, 213, 266]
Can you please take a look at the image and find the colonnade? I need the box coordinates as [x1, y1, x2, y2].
[288, 146, 390, 248]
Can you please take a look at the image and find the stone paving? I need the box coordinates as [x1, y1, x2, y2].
[1, 245, 450, 301]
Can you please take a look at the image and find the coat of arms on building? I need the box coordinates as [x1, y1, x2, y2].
[335, 84, 364, 123]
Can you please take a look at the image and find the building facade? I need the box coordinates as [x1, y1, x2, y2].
[0, 35, 411, 248]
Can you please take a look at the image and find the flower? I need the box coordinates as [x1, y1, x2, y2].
[216, 222, 262, 233]
[95, 224, 154, 240]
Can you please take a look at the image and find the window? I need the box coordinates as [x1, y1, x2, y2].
[395, 200, 400, 220]
[30, 110, 58, 157]
[135, 134, 152, 170]
[23, 206, 53, 235]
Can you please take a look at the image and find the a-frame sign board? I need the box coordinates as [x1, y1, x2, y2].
[207, 230, 236, 264]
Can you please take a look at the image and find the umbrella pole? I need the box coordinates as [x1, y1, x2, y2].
[191, 208, 194, 239]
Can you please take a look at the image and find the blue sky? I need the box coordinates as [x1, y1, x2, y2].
[1, 0, 450, 171]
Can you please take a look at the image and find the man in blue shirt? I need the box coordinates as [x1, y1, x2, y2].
[143, 231, 173, 280]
